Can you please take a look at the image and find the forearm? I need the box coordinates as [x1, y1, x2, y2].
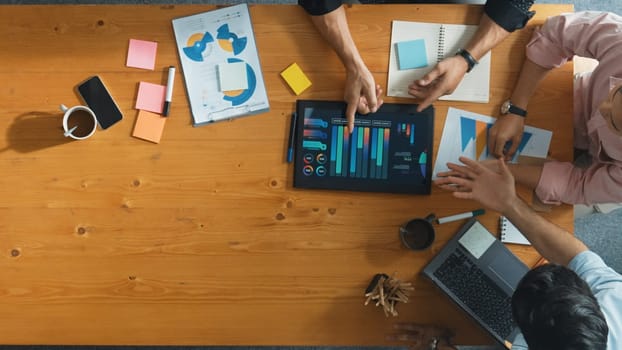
[509, 58, 551, 110]
[502, 196, 587, 266]
[506, 163, 543, 190]
[464, 14, 509, 61]
[309, 6, 364, 73]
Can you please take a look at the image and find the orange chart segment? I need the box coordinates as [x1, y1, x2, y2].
[475, 120, 487, 159]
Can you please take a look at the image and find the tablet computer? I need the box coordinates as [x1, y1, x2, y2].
[293, 100, 434, 194]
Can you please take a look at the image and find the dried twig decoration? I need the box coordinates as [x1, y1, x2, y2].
[364, 273, 414, 317]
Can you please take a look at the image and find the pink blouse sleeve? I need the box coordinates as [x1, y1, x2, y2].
[526, 12, 622, 69]
[536, 161, 622, 205]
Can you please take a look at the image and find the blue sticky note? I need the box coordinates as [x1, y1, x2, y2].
[396, 39, 428, 70]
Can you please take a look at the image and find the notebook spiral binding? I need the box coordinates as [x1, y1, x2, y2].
[499, 216, 530, 245]
[500, 216, 508, 241]
[437, 24, 446, 63]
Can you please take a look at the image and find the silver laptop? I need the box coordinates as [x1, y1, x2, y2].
[422, 218, 529, 349]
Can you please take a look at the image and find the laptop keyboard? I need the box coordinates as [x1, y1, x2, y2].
[433, 249, 516, 338]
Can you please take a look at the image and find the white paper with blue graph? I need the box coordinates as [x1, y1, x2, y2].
[172, 4, 269, 126]
[433, 108, 552, 179]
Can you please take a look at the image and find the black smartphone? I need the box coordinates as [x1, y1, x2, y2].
[77, 76, 123, 129]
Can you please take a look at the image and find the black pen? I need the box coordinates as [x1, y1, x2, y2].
[286, 112, 297, 163]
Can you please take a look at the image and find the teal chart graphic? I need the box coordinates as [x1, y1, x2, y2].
[217, 24, 247, 54]
[182, 24, 247, 61]
[183, 32, 214, 62]
[182, 23, 255, 106]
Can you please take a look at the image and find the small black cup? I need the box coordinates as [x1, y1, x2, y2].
[399, 213, 436, 250]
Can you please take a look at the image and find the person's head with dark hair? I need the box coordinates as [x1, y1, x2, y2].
[512, 264, 609, 350]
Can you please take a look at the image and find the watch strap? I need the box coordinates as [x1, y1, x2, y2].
[456, 49, 479, 73]
[509, 104, 527, 117]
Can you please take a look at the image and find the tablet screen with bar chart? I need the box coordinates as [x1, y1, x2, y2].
[293, 100, 434, 194]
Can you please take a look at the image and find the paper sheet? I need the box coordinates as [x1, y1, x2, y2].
[459, 221, 496, 259]
[132, 110, 166, 143]
[218, 62, 248, 91]
[126, 39, 158, 70]
[135, 81, 166, 114]
[433, 108, 552, 178]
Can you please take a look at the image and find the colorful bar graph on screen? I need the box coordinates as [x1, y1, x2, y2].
[383, 128, 390, 179]
[419, 150, 427, 178]
[330, 125, 338, 176]
[350, 127, 358, 175]
[328, 124, 390, 179]
[397, 123, 415, 145]
[371, 128, 378, 179]
[363, 127, 370, 178]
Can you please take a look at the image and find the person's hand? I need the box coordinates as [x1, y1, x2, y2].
[488, 114, 525, 160]
[344, 65, 384, 132]
[387, 323, 456, 350]
[434, 156, 517, 213]
[408, 55, 468, 112]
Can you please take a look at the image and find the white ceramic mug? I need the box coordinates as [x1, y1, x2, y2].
[60, 104, 97, 140]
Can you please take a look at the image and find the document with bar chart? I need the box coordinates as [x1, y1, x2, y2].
[433, 107, 552, 179]
[293, 100, 434, 194]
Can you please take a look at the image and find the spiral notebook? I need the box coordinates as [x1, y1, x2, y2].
[500, 216, 530, 245]
[388, 20, 491, 103]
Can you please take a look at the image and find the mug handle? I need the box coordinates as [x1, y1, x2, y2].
[425, 213, 437, 223]
[60, 104, 78, 137]
[64, 126, 78, 138]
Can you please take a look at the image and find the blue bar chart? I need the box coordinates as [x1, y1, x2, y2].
[329, 125, 390, 179]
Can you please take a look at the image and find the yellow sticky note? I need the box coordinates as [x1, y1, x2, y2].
[132, 110, 166, 144]
[280, 62, 312, 95]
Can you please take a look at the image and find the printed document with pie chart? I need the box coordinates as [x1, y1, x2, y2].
[172, 3, 270, 126]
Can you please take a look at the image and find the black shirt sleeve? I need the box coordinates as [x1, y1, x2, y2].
[298, 0, 343, 16]
[484, 0, 536, 32]
[298, 0, 535, 31]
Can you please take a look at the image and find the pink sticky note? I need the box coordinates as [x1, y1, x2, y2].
[135, 81, 166, 114]
[127, 39, 158, 70]
[132, 110, 166, 143]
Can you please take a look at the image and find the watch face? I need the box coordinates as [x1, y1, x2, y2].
[501, 100, 510, 114]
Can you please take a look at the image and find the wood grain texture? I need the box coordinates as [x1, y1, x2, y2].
[0, 4, 573, 346]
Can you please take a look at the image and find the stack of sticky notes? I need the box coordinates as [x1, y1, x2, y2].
[395, 39, 428, 70]
[126, 38, 168, 144]
[133, 81, 167, 143]
[280, 62, 312, 96]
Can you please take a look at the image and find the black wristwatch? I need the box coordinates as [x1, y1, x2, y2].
[500, 100, 527, 117]
[456, 48, 478, 73]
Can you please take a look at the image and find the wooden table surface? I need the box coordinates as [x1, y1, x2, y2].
[0, 3, 573, 346]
